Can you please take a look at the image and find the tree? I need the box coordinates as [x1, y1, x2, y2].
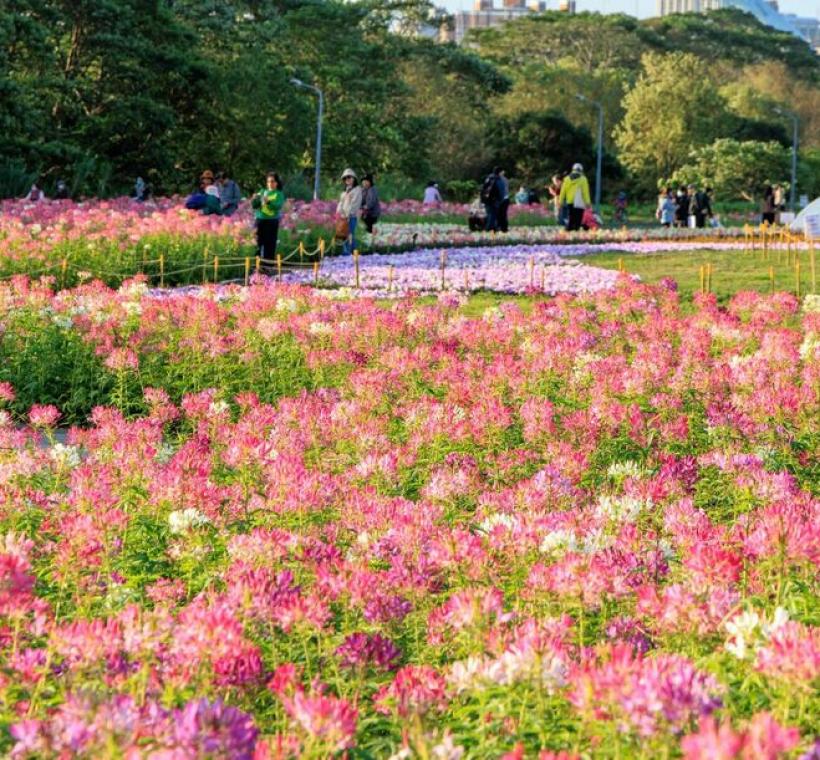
[614, 52, 728, 194]
[489, 110, 621, 186]
[669, 139, 790, 201]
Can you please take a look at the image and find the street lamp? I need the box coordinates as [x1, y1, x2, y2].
[291, 78, 324, 201]
[575, 93, 603, 216]
[773, 107, 799, 212]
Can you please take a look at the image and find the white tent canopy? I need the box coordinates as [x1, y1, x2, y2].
[791, 197, 820, 235]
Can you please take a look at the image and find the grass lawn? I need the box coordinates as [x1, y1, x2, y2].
[448, 247, 817, 317]
[567, 247, 817, 304]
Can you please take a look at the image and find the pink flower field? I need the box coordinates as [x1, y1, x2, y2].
[0, 274, 817, 758]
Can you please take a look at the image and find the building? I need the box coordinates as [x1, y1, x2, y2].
[442, 0, 549, 45]
[656, 0, 816, 45]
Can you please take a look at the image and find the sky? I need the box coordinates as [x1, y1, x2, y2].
[440, 0, 817, 18]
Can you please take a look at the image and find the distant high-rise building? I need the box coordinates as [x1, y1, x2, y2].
[442, 0, 547, 44]
[656, 0, 812, 44]
[558, 0, 576, 11]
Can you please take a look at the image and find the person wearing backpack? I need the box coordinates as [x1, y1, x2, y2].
[481, 168, 502, 232]
[558, 163, 591, 232]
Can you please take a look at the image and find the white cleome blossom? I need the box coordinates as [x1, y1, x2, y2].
[168, 508, 211, 535]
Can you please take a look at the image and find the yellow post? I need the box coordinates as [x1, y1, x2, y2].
[319, 238, 325, 260]
[699, 265, 705, 295]
[160, 254, 165, 288]
[354, 250, 360, 289]
[440, 250, 447, 291]
[255, 256, 261, 275]
[529, 256, 535, 288]
[540, 265, 546, 292]
[61, 258, 68, 288]
[213, 256, 219, 283]
[707, 262, 712, 294]
[299, 241, 305, 261]
[276, 254, 282, 282]
[244, 257, 250, 286]
[795, 259, 801, 298]
[769, 265, 775, 294]
[763, 226, 769, 261]
[388, 265, 394, 293]
[463, 268, 469, 292]
[202, 251, 208, 284]
[313, 261, 319, 285]
[618, 257, 624, 273]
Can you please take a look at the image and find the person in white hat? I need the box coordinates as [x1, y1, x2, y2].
[558, 163, 591, 232]
[336, 168, 362, 256]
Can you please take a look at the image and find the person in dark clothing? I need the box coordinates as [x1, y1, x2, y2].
[688, 184, 712, 228]
[497, 168, 510, 233]
[217, 172, 241, 216]
[54, 180, 69, 200]
[674, 187, 689, 228]
[481, 168, 502, 232]
[761, 185, 776, 225]
[360, 174, 381, 234]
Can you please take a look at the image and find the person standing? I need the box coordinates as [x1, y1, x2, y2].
[674, 187, 689, 228]
[423, 181, 442, 204]
[337, 168, 362, 256]
[688, 183, 712, 228]
[497, 168, 510, 233]
[558, 163, 591, 232]
[218, 172, 241, 216]
[252, 172, 285, 264]
[656, 188, 676, 228]
[761, 184, 776, 225]
[360, 174, 381, 234]
[480, 168, 502, 232]
[54, 180, 69, 200]
[134, 177, 147, 202]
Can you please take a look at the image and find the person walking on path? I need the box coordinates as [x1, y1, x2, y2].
[688, 183, 712, 229]
[558, 163, 591, 232]
[218, 172, 241, 216]
[548, 174, 564, 226]
[497, 168, 510, 233]
[252, 172, 285, 265]
[337, 168, 362, 256]
[360, 174, 381, 234]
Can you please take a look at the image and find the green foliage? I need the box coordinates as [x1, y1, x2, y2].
[615, 51, 730, 193]
[490, 110, 622, 184]
[670, 138, 791, 201]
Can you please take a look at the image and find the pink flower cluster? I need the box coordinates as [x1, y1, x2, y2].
[0, 275, 815, 757]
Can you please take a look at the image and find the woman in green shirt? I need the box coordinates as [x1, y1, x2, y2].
[252, 172, 285, 265]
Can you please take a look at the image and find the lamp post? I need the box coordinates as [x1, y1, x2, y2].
[576, 93, 603, 215]
[774, 107, 798, 212]
[291, 78, 324, 201]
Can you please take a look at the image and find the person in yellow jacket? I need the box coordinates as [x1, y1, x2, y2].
[558, 163, 591, 232]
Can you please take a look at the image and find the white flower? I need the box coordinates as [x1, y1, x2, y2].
[477, 513, 519, 535]
[802, 293, 820, 313]
[799, 332, 818, 361]
[275, 297, 298, 312]
[51, 314, 73, 329]
[760, 606, 789, 639]
[308, 321, 333, 336]
[49, 443, 81, 469]
[607, 461, 645, 481]
[155, 443, 175, 463]
[595, 494, 648, 523]
[168, 508, 210, 535]
[431, 731, 464, 760]
[539, 529, 578, 555]
[123, 301, 143, 316]
[208, 400, 230, 416]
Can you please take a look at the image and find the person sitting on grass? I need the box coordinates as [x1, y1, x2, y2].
[201, 185, 222, 216]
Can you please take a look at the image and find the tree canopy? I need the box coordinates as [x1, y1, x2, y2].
[1, 1, 817, 199]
